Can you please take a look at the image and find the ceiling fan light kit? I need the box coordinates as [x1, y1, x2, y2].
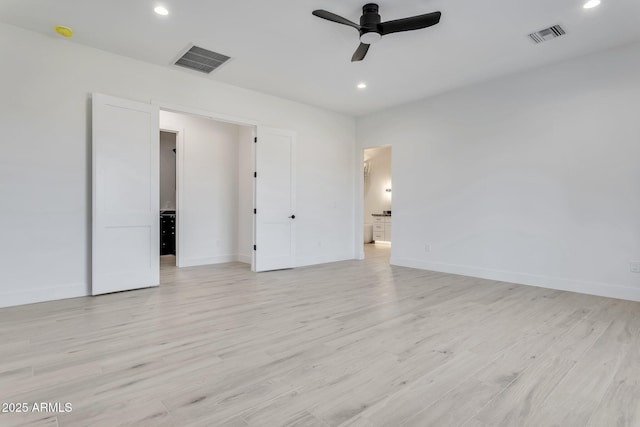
[312, 3, 441, 62]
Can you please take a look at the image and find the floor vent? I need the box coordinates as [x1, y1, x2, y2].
[528, 25, 566, 44]
[174, 45, 230, 74]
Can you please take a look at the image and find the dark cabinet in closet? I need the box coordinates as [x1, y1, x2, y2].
[160, 211, 176, 255]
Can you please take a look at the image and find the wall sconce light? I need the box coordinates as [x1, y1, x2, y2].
[385, 188, 392, 193]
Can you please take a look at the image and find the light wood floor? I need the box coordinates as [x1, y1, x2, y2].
[1, 244, 639, 426]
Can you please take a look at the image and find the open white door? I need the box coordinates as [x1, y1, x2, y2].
[253, 127, 296, 272]
[92, 93, 159, 295]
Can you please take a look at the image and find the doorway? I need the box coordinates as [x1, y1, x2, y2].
[91, 93, 297, 296]
[159, 131, 177, 267]
[159, 110, 255, 271]
[363, 146, 392, 262]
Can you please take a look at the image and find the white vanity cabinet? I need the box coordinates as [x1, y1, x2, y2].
[384, 219, 392, 242]
[372, 216, 392, 242]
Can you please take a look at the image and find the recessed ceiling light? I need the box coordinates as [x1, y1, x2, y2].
[357, 82, 367, 89]
[154, 6, 169, 15]
[583, 0, 601, 9]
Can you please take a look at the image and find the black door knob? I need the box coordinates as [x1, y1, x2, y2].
[289, 215, 296, 219]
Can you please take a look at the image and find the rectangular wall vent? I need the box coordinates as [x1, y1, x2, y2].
[174, 45, 230, 74]
[528, 25, 566, 44]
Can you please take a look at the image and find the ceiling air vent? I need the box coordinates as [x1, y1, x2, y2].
[528, 25, 566, 44]
[174, 45, 230, 74]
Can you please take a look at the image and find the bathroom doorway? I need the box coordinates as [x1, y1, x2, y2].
[363, 146, 391, 261]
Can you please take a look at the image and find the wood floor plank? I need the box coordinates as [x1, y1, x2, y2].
[470, 356, 576, 426]
[1, 246, 639, 426]
[398, 378, 502, 427]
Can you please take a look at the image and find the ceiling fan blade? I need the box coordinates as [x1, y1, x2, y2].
[312, 10, 361, 30]
[380, 11, 441, 36]
[351, 43, 370, 62]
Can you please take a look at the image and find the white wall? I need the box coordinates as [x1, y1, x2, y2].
[159, 131, 176, 211]
[357, 41, 640, 301]
[0, 23, 355, 308]
[363, 146, 392, 224]
[160, 111, 242, 267]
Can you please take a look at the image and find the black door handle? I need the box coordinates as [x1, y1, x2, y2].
[289, 215, 296, 219]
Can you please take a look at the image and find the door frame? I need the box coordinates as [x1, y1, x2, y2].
[356, 144, 394, 260]
[152, 100, 259, 270]
[158, 126, 183, 266]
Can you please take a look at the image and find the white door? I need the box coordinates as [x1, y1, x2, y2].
[253, 127, 296, 272]
[92, 93, 159, 295]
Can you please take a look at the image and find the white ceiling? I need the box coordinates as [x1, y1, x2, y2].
[1, 0, 639, 116]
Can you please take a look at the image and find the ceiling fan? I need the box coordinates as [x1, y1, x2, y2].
[312, 3, 442, 62]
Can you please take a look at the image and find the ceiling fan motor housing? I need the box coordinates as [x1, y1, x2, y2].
[360, 3, 382, 43]
[311, 2, 441, 61]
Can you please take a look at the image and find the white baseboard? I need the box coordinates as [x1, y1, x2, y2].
[390, 257, 640, 302]
[181, 253, 354, 269]
[235, 254, 251, 265]
[179, 255, 237, 268]
[295, 253, 354, 268]
[0, 282, 88, 308]
[178, 254, 253, 267]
